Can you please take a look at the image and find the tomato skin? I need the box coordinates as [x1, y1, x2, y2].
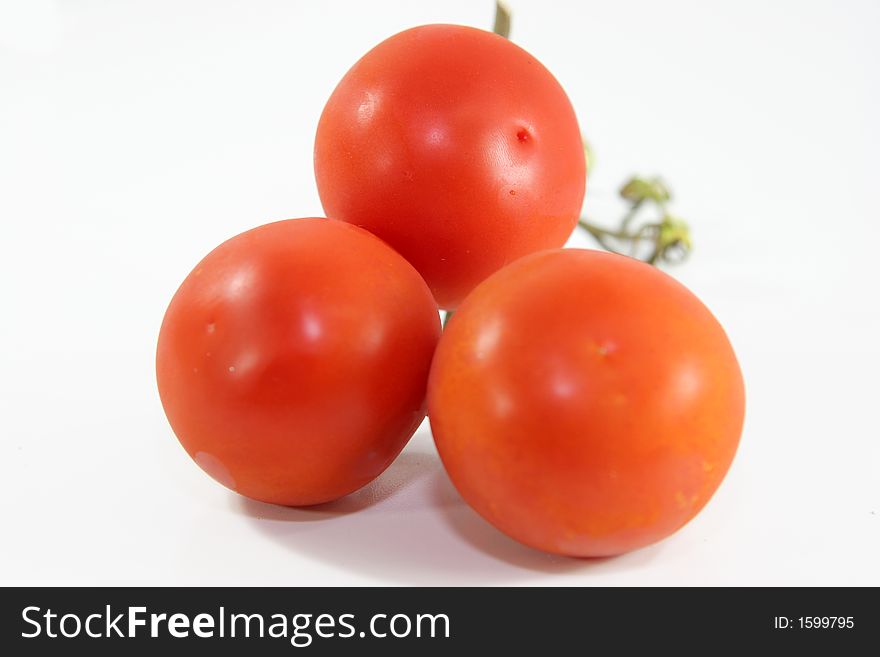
[156, 218, 441, 506]
[428, 249, 745, 556]
[314, 24, 586, 310]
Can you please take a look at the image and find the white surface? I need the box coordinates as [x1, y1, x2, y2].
[1, 0, 878, 586]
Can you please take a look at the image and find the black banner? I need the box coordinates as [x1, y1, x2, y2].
[1, 587, 875, 654]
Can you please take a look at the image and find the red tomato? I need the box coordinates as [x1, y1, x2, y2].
[428, 249, 745, 556]
[314, 24, 586, 310]
[156, 218, 441, 506]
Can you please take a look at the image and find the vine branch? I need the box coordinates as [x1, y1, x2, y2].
[493, 2, 693, 268]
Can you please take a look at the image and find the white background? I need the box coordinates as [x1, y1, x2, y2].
[1, 0, 878, 586]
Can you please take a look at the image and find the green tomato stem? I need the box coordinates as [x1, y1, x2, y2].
[493, 1, 512, 38]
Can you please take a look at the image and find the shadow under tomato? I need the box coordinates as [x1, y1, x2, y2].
[431, 477, 615, 572]
[236, 449, 436, 521]
[232, 429, 631, 584]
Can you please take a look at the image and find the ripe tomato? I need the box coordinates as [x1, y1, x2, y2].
[156, 218, 441, 506]
[428, 249, 745, 556]
[314, 24, 586, 310]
